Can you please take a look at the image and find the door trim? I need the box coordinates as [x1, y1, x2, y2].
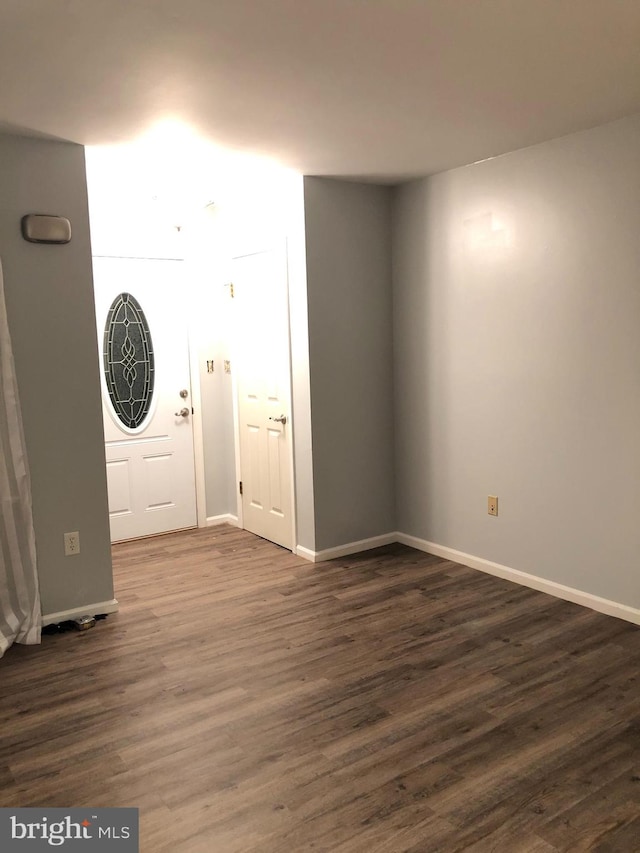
[188, 312, 208, 530]
[231, 355, 244, 530]
[283, 238, 298, 553]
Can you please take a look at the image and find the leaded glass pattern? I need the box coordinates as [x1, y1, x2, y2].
[103, 293, 155, 429]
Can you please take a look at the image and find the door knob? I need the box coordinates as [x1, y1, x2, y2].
[269, 414, 287, 425]
[175, 407, 190, 417]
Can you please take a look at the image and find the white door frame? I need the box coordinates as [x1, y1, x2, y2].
[230, 362, 244, 530]
[227, 241, 298, 552]
[187, 322, 208, 530]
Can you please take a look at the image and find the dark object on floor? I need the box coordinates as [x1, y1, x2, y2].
[42, 614, 108, 634]
[42, 621, 75, 634]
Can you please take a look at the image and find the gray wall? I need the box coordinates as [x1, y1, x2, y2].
[392, 114, 640, 608]
[180, 207, 237, 522]
[303, 177, 395, 551]
[0, 134, 114, 615]
[193, 311, 236, 520]
[192, 265, 237, 520]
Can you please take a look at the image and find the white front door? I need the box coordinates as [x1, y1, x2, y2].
[233, 249, 293, 550]
[93, 257, 197, 542]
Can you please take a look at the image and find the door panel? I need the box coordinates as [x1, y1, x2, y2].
[234, 249, 293, 549]
[267, 427, 285, 514]
[105, 459, 132, 515]
[93, 257, 197, 542]
[143, 452, 174, 510]
[247, 424, 263, 508]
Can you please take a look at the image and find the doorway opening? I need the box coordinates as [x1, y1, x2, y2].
[85, 132, 301, 551]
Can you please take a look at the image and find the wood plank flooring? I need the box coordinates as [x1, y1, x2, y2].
[1, 525, 639, 851]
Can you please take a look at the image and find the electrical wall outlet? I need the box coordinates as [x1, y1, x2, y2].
[64, 531, 80, 556]
[487, 496, 499, 517]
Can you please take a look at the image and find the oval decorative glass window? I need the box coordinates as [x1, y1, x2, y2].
[103, 293, 155, 430]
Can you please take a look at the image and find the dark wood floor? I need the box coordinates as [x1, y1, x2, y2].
[1, 526, 639, 852]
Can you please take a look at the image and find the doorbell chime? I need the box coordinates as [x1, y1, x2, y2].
[21, 214, 72, 244]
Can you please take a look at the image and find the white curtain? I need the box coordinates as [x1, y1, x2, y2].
[0, 258, 40, 658]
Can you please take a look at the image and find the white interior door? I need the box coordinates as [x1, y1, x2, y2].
[233, 249, 293, 550]
[93, 257, 197, 542]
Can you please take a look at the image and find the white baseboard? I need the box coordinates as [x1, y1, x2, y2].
[296, 533, 397, 563]
[295, 545, 317, 562]
[40, 535, 639, 627]
[296, 528, 640, 624]
[396, 533, 640, 626]
[206, 514, 239, 527]
[42, 598, 119, 627]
